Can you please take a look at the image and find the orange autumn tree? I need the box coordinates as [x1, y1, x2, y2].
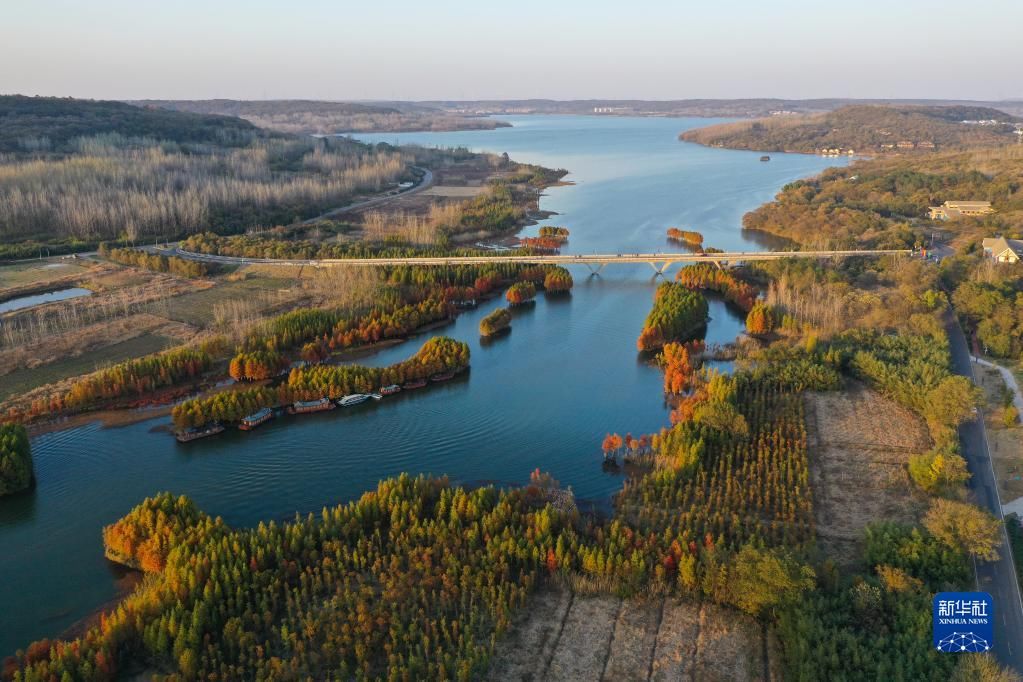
[601, 433, 624, 457]
[661, 340, 705, 394]
[675, 264, 757, 312]
[229, 350, 287, 381]
[745, 302, 777, 336]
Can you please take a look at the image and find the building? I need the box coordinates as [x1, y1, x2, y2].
[897, 141, 915, 149]
[982, 237, 1022, 263]
[928, 201, 995, 220]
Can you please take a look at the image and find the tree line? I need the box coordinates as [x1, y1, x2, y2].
[172, 337, 470, 429]
[0, 423, 33, 497]
[98, 243, 215, 278]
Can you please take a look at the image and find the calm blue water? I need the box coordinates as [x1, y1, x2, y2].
[0, 287, 92, 314]
[0, 115, 844, 654]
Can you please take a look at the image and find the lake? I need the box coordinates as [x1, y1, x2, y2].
[0, 115, 844, 655]
[0, 287, 92, 314]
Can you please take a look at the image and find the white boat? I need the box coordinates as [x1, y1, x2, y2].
[337, 394, 371, 407]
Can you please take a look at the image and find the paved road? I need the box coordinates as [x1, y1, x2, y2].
[297, 166, 433, 225]
[946, 313, 1023, 672]
[170, 248, 913, 269]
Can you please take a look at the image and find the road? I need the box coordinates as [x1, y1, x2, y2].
[945, 313, 1023, 672]
[297, 166, 433, 225]
[169, 248, 912, 269]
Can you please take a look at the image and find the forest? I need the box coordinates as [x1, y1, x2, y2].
[0, 423, 33, 497]
[0, 96, 261, 153]
[681, 104, 1019, 154]
[741, 146, 1023, 249]
[0, 97, 412, 249]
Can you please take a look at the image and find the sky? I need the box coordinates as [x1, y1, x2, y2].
[2, 0, 1021, 102]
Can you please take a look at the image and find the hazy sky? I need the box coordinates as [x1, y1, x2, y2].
[2, 0, 1021, 101]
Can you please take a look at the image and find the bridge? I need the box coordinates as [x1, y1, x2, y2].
[172, 248, 913, 274]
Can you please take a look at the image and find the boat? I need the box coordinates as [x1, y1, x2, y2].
[238, 407, 274, 431]
[287, 397, 335, 415]
[337, 393, 371, 407]
[760, 155, 770, 162]
[402, 378, 427, 390]
[430, 371, 456, 382]
[379, 384, 401, 396]
[175, 423, 225, 443]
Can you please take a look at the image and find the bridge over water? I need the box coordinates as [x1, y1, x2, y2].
[174, 248, 912, 274]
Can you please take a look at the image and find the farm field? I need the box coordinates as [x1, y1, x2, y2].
[487, 588, 771, 682]
[805, 384, 931, 563]
[0, 260, 90, 291]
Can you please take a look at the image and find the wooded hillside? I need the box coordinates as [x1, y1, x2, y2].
[681, 105, 1019, 154]
[0, 95, 262, 153]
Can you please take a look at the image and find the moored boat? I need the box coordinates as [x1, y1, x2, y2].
[379, 384, 401, 396]
[337, 393, 371, 407]
[760, 155, 770, 162]
[238, 407, 274, 431]
[287, 397, 335, 415]
[402, 378, 427, 390]
[175, 423, 225, 443]
[430, 371, 455, 382]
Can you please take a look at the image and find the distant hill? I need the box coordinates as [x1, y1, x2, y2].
[0, 95, 261, 153]
[136, 99, 403, 118]
[679, 105, 1020, 154]
[412, 98, 1023, 118]
[132, 99, 511, 134]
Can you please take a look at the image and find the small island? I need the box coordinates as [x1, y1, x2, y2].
[0, 423, 34, 497]
[479, 307, 512, 337]
[636, 282, 709, 351]
[505, 281, 537, 306]
[666, 228, 704, 248]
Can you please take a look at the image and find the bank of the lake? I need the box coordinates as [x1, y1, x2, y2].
[0, 115, 845, 655]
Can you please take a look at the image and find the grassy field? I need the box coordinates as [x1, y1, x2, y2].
[160, 274, 299, 327]
[0, 260, 89, 291]
[0, 333, 175, 401]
